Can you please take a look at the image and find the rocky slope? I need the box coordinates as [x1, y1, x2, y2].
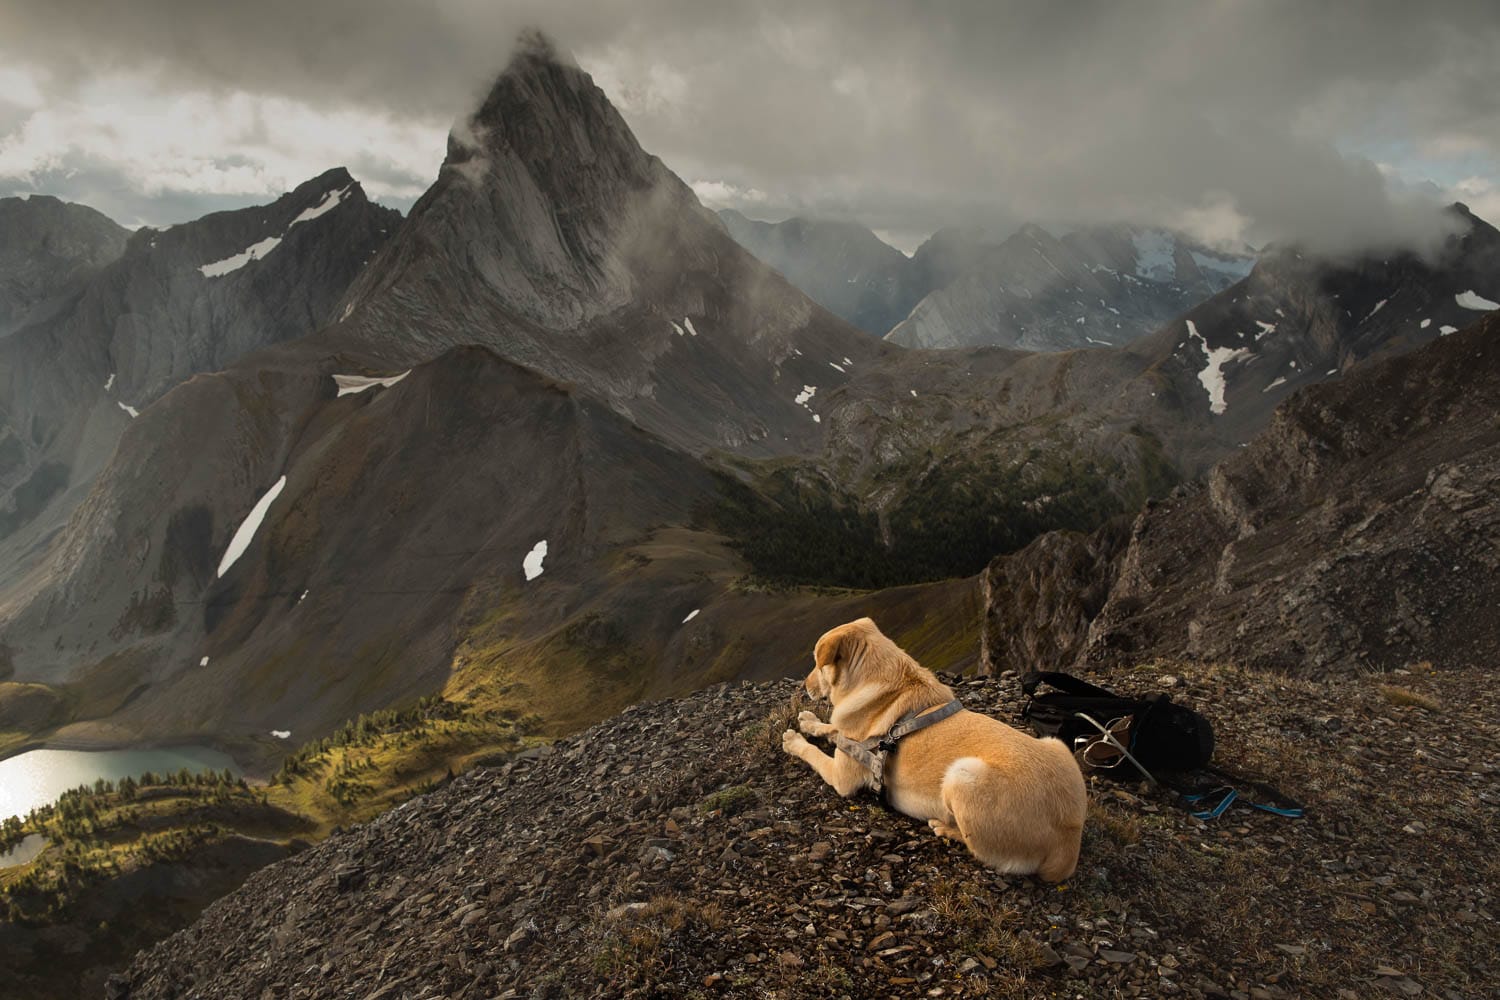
[885, 224, 1253, 351]
[981, 310, 1500, 678]
[718, 210, 925, 336]
[0, 170, 399, 589]
[117, 664, 1500, 999]
[0, 194, 128, 337]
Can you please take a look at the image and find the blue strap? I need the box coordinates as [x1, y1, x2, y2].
[1182, 787, 1303, 820]
[1184, 787, 1238, 820]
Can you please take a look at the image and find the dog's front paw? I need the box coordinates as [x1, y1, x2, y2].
[797, 710, 826, 735]
[782, 728, 809, 756]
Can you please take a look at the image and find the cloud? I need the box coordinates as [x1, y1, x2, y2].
[0, 66, 441, 225]
[2, 0, 1498, 249]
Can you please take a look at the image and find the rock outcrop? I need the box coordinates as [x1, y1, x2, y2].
[982, 311, 1500, 677]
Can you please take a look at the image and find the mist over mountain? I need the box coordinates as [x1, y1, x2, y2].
[886, 223, 1255, 350]
[716, 209, 926, 336]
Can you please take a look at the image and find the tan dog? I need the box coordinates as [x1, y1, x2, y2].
[781, 617, 1087, 881]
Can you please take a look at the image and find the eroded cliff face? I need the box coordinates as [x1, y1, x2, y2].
[982, 311, 1500, 678]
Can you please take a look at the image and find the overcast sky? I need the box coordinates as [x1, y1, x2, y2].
[2, 0, 1497, 253]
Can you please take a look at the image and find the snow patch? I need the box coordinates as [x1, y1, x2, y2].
[200, 184, 353, 277]
[200, 235, 282, 277]
[670, 320, 685, 336]
[104, 372, 115, 391]
[812, 414, 821, 423]
[199, 656, 210, 667]
[523, 539, 548, 581]
[1275, 307, 1285, 317]
[1085, 336, 1113, 346]
[270, 730, 291, 740]
[1455, 289, 1499, 311]
[340, 302, 355, 321]
[298, 590, 309, 603]
[1364, 298, 1388, 321]
[217, 475, 288, 578]
[683, 317, 699, 336]
[829, 362, 845, 373]
[1254, 321, 1276, 339]
[794, 385, 816, 406]
[333, 371, 410, 397]
[1262, 376, 1287, 392]
[291, 185, 352, 226]
[842, 357, 852, 366]
[1186, 320, 1249, 416]
[1440, 325, 1459, 335]
[909, 390, 917, 397]
[682, 609, 700, 624]
[1420, 318, 1431, 329]
[118, 401, 139, 418]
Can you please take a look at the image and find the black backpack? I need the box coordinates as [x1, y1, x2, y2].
[1020, 671, 1215, 778]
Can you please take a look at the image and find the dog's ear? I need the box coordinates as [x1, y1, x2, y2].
[816, 629, 865, 684]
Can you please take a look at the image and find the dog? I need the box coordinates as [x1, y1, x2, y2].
[781, 617, 1087, 881]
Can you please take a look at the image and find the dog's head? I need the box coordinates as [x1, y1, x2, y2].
[806, 617, 887, 703]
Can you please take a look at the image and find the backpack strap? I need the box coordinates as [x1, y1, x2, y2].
[1020, 671, 1121, 700]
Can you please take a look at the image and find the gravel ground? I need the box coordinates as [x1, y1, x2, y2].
[116, 661, 1499, 999]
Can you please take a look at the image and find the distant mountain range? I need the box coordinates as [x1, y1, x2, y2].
[0, 32, 1494, 775]
[0, 173, 398, 591]
[717, 209, 1256, 350]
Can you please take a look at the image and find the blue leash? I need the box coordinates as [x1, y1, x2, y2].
[1182, 787, 1304, 820]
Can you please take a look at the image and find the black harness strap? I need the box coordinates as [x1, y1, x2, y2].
[833, 699, 964, 795]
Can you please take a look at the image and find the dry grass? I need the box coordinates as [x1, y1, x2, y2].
[927, 873, 1049, 973]
[743, 688, 805, 757]
[1377, 684, 1441, 712]
[591, 894, 727, 988]
[1087, 801, 1143, 846]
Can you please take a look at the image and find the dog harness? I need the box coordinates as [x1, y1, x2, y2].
[833, 699, 964, 795]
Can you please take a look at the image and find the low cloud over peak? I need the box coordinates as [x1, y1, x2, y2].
[2, 1, 1496, 250]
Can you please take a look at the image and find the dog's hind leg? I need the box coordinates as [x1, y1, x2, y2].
[927, 817, 962, 841]
[936, 757, 1036, 875]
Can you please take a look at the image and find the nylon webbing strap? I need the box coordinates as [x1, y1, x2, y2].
[1182, 787, 1305, 820]
[833, 699, 964, 793]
